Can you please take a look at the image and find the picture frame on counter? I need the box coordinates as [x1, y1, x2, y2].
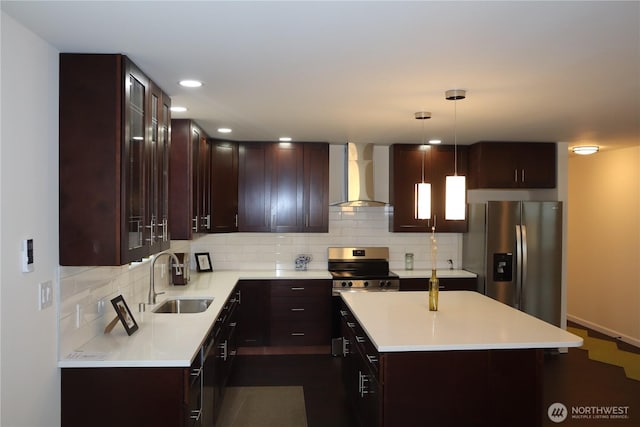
[110, 295, 138, 336]
[195, 252, 213, 272]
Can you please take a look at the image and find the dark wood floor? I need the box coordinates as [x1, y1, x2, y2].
[228, 337, 640, 427]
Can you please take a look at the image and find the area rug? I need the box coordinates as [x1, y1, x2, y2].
[216, 386, 308, 427]
[568, 326, 640, 381]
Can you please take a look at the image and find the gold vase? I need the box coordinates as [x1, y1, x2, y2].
[429, 268, 439, 311]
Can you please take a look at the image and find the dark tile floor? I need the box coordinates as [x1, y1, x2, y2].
[228, 335, 640, 427]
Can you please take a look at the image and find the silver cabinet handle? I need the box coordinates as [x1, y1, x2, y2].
[358, 371, 372, 397]
[291, 332, 305, 336]
[190, 409, 202, 421]
[356, 336, 366, 343]
[291, 287, 305, 291]
[290, 308, 305, 312]
[218, 340, 228, 361]
[162, 218, 168, 241]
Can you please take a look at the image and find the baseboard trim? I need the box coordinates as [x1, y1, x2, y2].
[567, 314, 640, 349]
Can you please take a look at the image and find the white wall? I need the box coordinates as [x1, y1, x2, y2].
[567, 145, 640, 347]
[1, 12, 60, 427]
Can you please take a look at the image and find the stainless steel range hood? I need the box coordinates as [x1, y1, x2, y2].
[332, 143, 388, 207]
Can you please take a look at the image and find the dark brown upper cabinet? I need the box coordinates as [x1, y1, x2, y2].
[169, 119, 211, 239]
[59, 54, 170, 265]
[468, 142, 556, 189]
[209, 139, 239, 233]
[148, 82, 172, 253]
[238, 142, 329, 233]
[389, 144, 468, 233]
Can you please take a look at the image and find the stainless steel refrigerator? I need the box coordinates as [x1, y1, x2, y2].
[463, 201, 563, 326]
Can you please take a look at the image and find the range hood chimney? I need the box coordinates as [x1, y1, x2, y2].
[333, 143, 388, 207]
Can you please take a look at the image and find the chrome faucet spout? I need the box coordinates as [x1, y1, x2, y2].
[149, 251, 182, 304]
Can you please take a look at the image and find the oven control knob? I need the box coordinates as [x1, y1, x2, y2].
[348, 281, 353, 287]
[341, 281, 348, 287]
[379, 281, 385, 287]
[363, 281, 369, 287]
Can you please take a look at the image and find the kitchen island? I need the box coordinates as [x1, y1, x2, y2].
[339, 291, 583, 427]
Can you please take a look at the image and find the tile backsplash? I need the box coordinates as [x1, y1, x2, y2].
[59, 206, 461, 357]
[192, 206, 461, 271]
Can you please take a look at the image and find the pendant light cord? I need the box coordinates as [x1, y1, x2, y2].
[454, 98, 458, 177]
[421, 117, 425, 183]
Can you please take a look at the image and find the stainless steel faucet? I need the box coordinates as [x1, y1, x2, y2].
[149, 251, 182, 304]
[447, 259, 454, 270]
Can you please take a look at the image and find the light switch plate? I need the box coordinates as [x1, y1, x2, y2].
[38, 280, 53, 310]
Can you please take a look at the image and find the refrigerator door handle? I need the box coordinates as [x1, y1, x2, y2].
[515, 224, 522, 310]
[521, 224, 528, 310]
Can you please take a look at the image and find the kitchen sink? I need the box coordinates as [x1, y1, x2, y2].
[153, 298, 214, 314]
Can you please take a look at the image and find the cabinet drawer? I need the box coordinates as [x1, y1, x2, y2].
[270, 280, 330, 297]
[271, 297, 329, 321]
[270, 320, 330, 346]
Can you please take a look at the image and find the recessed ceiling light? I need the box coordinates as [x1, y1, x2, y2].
[170, 106, 187, 113]
[429, 139, 442, 144]
[217, 128, 232, 134]
[572, 146, 599, 155]
[179, 80, 203, 88]
[279, 137, 292, 142]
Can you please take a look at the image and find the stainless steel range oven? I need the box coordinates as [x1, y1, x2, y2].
[328, 246, 400, 295]
[329, 247, 399, 355]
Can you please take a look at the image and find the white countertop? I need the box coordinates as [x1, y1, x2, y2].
[396, 269, 477, 279]
[58, 270, 330, 369]
[341, 291, 583, 352]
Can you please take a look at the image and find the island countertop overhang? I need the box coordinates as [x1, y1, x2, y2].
[340, 291, 583, 352]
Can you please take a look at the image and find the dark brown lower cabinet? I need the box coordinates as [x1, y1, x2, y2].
[269, 280, 331, 346]
[236, 279, 332, 348]
[340, 301, 543, 427]
[62, 365, 201, 427]
[235, 280, 270, 346]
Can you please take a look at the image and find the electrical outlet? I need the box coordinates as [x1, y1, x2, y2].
[97, 299, 105, 315]
[38, 281, 53, 310]
[75, 304, 82, 328]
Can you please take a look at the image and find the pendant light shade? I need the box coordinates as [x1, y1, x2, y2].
[444, 89, 467, 221]
[415, 182, 432, 220]
[445, 175, 466, 220]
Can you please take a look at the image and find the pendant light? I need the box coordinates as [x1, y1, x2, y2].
[445, 89, 467, 220]
[414, 111, 432, 220]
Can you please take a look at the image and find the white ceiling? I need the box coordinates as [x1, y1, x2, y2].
[3, 1, 639, 151]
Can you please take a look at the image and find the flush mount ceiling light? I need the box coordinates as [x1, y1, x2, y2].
[572, 145, 599, 155]
[217, 128, 232, 134]
[279, 137, 292, 142]
[170, 106, 187, 113]
[178, 79, 203, 88]
[444, 89, 467, 221]
[414, 111, 432, 220]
